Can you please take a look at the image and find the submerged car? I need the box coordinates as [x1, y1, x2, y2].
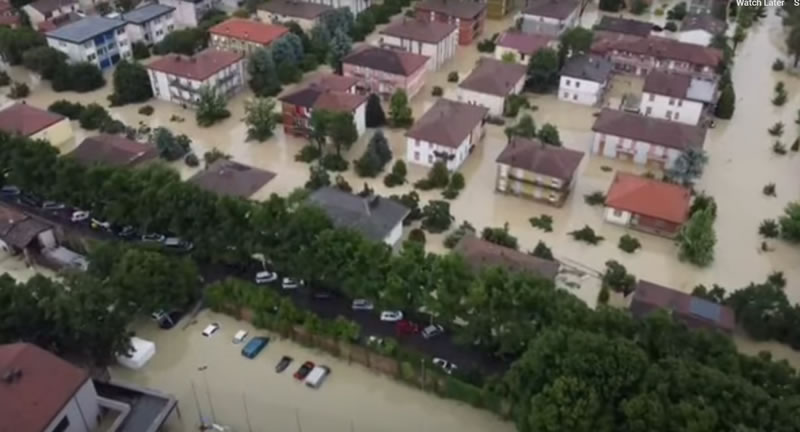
[282, 278, 304, 290]
[432, 358, 457, 375]
[241, 337, 269, 359]
[422, 324, 444, 339]
[202, 323, 220, 337]
[351, 299, 374, 310]
[275, 355, 293, 373]
[380, 311, 403, 322]
[294, 361, 315, 380]
[255, 271, 278, 284]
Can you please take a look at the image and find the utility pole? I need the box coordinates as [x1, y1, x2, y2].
[198, 366, 216, 422]
[242, 393, 253, 432]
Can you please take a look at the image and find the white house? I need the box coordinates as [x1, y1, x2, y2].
[591, 108, 707, 170]
[518, 0, 579, 36]
[494, 30, 554, 64]
[559, 54, 613, 106]
[46, 16, 131, 70]
[121, 3, 175, 46]
[640, 71, 716, 125]
[406, 98, 488, 170]
[22, 0, 80, 27]
[679, 13, 727, 46]
[146, 49, 245, 106]
[304, 0, 368, 15]
[457, 57, 526, 116]
[158, 0, 219, 28]
[377, 19, 457, 71]
[257, 0, 332, 29]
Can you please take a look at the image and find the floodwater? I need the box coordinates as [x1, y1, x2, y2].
[110, 310, 515, 432]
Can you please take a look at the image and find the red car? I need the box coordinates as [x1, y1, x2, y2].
[294, 361, 315, 380]
[395, 320, 420, 336]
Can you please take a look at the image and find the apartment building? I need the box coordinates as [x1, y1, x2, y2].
[146, 49, 245, 106]
[46, 16, 131, 70]
[121, 3, 175, 45]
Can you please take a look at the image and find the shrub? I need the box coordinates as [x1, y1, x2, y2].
[664, 21, 678, 32]
[602, 260, 636, 295]
[759, 219, 779, 238]
[447, 71, 459, 82]
[773, 59, 785, 71]
[530, 241, 554, 260]
[503, 94, 529, 117]
[79, 103, 112, 130]
[763, 183, 776, 197]
[598, 286, 610, 304]
[529, 214, 553, 232]
[184, 153, 200, 167]
[334, 175, 352, 193]
[408, 228, 426, 245]
[773, 82, 787, 106]
[792, 138, 800, 152]
[0, 71, 9, 86]
[431, 86, 443, 96]
[415, 161, 449, 190]
[131, 41, 150, 60]
[138, 105, 154, 116]
[443, 221, 476, 248]
[476, 38, 495, 52]
[569, 225, 604, 245]
[7, 82, 29, 99]
[481, 223, 518, 249]
[48, 100, 84, 119]
[320, 153, 349, 171]
[768, 122, 784, 137]
[383, 160, 407, 187]
[295, 145, 321, 162]
[773, 141, 787, 155]
[618, 234, 641, 253]
[584, 191, 606, 206]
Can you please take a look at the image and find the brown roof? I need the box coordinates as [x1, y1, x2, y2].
[280, 83, 367, 112]
[605, 172, 690, 224]
[70, 134, 158, 168]
[592, 35, 722, 68]
[27, 0, 76, 15]
[595, 16, 652, 37]
[415, 0, 487, 19]
[496, 137, 584, 182]
[0, 103, 65, 137]
[454, 235, 560, 280]
[592, 109, 706, 151]
[209, 18, 289, 45]
[188, 159, 275, 198]
[257, 0, 332, 19]
[0, 205, 52, 249]
[631, 280, 735, 332]
[643, 71, 691, 98]
[342, 46, 429, 76]
[406, 98, 488, 148]
[36, 11, 80, 32]
[0, 343, 89, 432]
[146, 49, 244, 81]
[681, 13, 727, 34]
[496, 31, 553, 55]
[312, 74, 359, 92]
[458, 57, 526, 96]
[522, 0, 579, 19]
[380, 19, 457, 44]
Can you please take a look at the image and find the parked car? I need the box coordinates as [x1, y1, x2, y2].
[141, 233, 166, 243]
[0, 185, 20, 197]
[164, 237, 194, 251]
[432, 358, 457, 375]
[395, 320, 419, 336]
[351, 299, 374, 311]
[312, 290, 332, 299]
[233, 330, 248, 344]
[91, 218, 112, 231]
[19, 193, 42, 207]
[71, 210, 90, 222]
[304, 365, 331, 389]
[241, 336, 269, 359]
[380, 311, 403, 322]
[366, 335, 383, 347]
[255, 271, 278, 284]
[41, 201, 65, 211]
[275, 355, 293, 373]
[202, 323, 220, 337]
[282, 278, 303, 289]
[294, 361, 315, 380]
[115, 225, 137, 239]
[151, 309, 185, 330]
[422, 324, 444, 339]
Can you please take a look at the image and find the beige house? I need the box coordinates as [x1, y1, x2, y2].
[0, 103, 73, 147]
[256, 0, 332, 30]
[209, 18, 288, 56]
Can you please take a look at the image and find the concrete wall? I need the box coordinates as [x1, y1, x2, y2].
[126, 11, 175, 45]
[158, 0, 217, 28]
[43, 380, 99, 432]
[604, 207, 632, 226]
[343, 60, 428, 99]
[496, 163, 568, 205]
[640, 92, 703, 125]
[379, 32, 455, 71]
[559, 76, 603, 106]
[415, 9, 484, 45]
[456, 87, 505, 116]
[23, 2, 80, 26]
[353, 102, 366, 137]
[518, 9, 577, 36]
[383, 222, 404, 247]
[305, 0, 367, 15]
[31, 118, 74, 148]
[256, 10, 316, 30]
[591, 132, 682, 169]
[406, 135, 469, 170]
[47, 26, 131, 70]
[149, 58, 245, 105]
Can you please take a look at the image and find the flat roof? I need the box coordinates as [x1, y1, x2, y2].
[46, 15, 125, 44]
[121, 4, 175, 25]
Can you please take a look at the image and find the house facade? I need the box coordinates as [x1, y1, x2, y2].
[456, 57, 526, 116]
[406, 98, 488, 170]
[487, 0, 511, 19]
[604, 172, 691, 238]
[591, 109, 706, 169]
[591, 36, 722, 80]
[121, 4, 175, 46]
[559, 54, 613, 106]
[494, 31, 553, 64]
[0, 103, 74, 147]
[158, 0, 220, 28]
[640, 71, 716, 125]
[146, 49, 245, 106]
[46, 16, 131, 69]
[23, 0, 80, 27]
[279, 74, 367, 138]
[378, 19, 457, 71]
[495, 136, 584, 206]
[209, 18, 288, 56]
[518, 0, 579, 36]
[342, 46, 429, 99]
[414, 0, 487, 45]
[303, 0, 368, 16]
[256, 0, 332, 30]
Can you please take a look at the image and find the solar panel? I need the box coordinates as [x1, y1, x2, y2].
[689, 297, 721, 322]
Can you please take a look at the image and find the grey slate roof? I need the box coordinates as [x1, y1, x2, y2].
[595, 16, 652, 37]
[560, 54, 613, 83]
[46, 15, 125, 43]
[308, 187, 410, 243]
[121, 4, 174, 25]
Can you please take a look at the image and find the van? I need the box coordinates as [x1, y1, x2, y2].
[241, 337, 269, 359]
[304, 365, 331, 389]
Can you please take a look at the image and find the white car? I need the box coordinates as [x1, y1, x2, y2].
[282, 277, 303, 289]
[255, 271, 278, 284]
[233, 329, 248, 343]
[352, 299, 374, 310]
[91, 218, 112, 231]
[432, 358, 457, 375]
[422, 324, 444, 339]
[380, 311, 403, 322]
[71, 210, 90, 222]
[202, 323, 220, 337]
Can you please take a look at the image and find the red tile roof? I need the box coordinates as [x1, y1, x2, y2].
[146, 49, 243, 81]
[605, 172, 691, 224]
[312, 74, 359, 92]
[643, 71, 691, 98]
[70, 134, 158, 167]
[592, 35, 722, 68]
[380, 19, 457, 44]
[0, 343, 89, 432]
[458, 57, 527, 96]
[0, 103, 66, 137]
[496, 31, 553, 55]
[592, 108, 706, 151]
[209, 18, 288, 46]
[343, 46, 429, 76]
[280, 84, 367, 112]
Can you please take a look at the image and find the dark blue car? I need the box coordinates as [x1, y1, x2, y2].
[241, 336, 269, 359]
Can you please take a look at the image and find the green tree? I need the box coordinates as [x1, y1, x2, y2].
[481, 223, 518, 249]
[538, 123, 562, 146]
[109, 60, 153, 106]
[78, 103, 112, 130]
[244, 97, 277, 141]
[384, 159, 407, 186]
[389, 89, 413, 128]
[732, 24, 747, 49]
[327, 111, 358, 156]
[715, 84, 735, 119]
[558, 28, 594, 65]
[527, 376, 607, 432]
[203, 148, 231, 168]
[0, 26, 45, 65]
[53, 62, 105, 92]
[506, 114, 536, 141]
[677, 207, 716, 266]
[305, 164, 331, 190]
[355, 130, 392, 177]
[667, 148, 708, 186]
[530, 240, 554, 260]
[328, 28, 352, 71]
[309, 23, 331, 62]
[151, 127, 192, 161]
[248, 48, 281, 97]
[526, 48, 559, 93]
[154, 28, 206, 55]
[788, 23, 800, 67]
[22, 46, 66, 80]
[195, 86, 231, 127]
[365, 93, 386, 127]
[8, 82, 29, 99]
[421, 200, 453, 233]
[602, 260, 636, 294]
[48, 100, 85, 119]
[131, 41, 150, 59]
[598, 0, 624, 12]
[779, 201, 800, 241]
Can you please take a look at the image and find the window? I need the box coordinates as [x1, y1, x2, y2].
[645, 106, 652, 115]
[668, 98, 675, 106]
[565, 79, 571, 86]
[613, 209, 623, 217]
[53, 417, 70, 432]
[87, 53, 96, 61]
[575, 81, 580, 88]
[414, 151, 419, 160]
[427, 154, 433, 163]
[563, 92, 569, 98]
[674, 112, 680, 120]
[572, 94, 577, 101]
[648, 93, 654, 102]
[117, 28, 125, 35]
[666, 110, 672, 119]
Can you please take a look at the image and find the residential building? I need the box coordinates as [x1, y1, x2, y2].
[604, 172, 691, 237]
[46, 16, 131, 70]
[307, 187, 410, 247]
[159, 0, 220, 28]
[146, 49, 245, 106]
[591, 35, 722, 79]
[593, 15, 652, 38]
[0, 205, 57, 256]
[209, 18, 289, 55]
[303, 0, 368, 16]
[256, 0, 332, 30]
[454, 235, 560, 280]
[405, 98, 488, 170]
[121, 3, 175, 46]
[518, 0, 579, 36]
[688, 0, 712, 14]
[188, 159, 276, 198]
[279, 74, 367, 137]
[37, 12, 81, 33]
[559, 54, 613, 106]
[22, 0, 80, 27]
[486, 0, 511, 19]
[495, 30, 554, 64]
[414, 0, 487, 45]
[640, 71, 717, 125]
[631, 280, 736, 333]
[0, 342, 178, 432]
[341, 46, 429, 98]
[591, 109, 706, 169]
[69, 134, 159, 168]
[378, 19, 458, 71]
[0, 103, 73, 147]
[679, 13, 727, 46]
[457, 57, 526, 116]
[495, 136, 584, 206]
